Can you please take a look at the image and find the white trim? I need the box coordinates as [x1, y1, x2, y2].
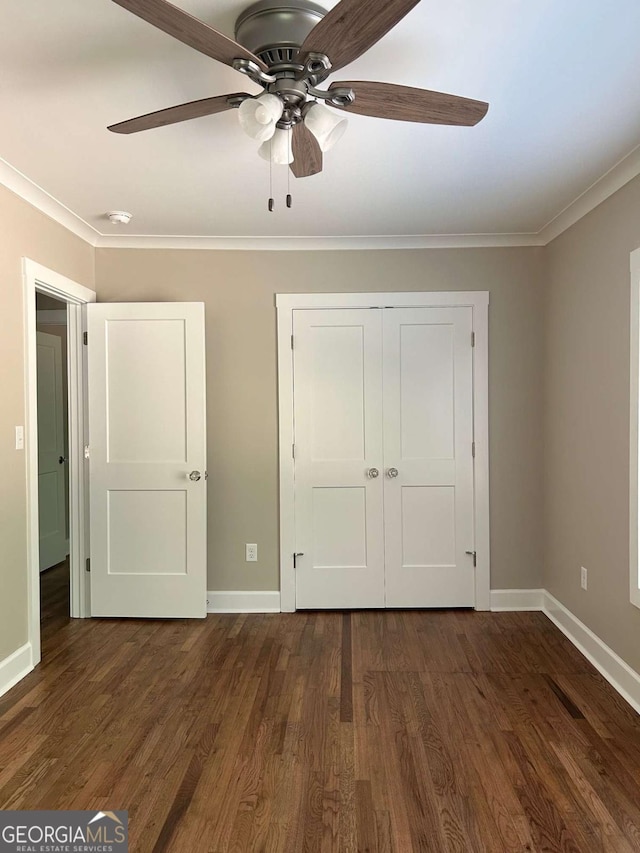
[36, 309, 68, 325]
[23, 260, 96, 665]
[277, 291, 490, 612]
[472, 298, 490, 610]
[490, 588, 545, 611]
[277, 301, 296, 613]
[538, 143, 640, 245]
[276, 291, 490, 310]
[206, 590, 281, 613]
[543, 591, 640, 716]
[0, 158, 99, 246]
[630, 247, 640, 610]
[95, 233, 543, 251]
[3, 141, 640, 250]
[0, 643, 33, 700]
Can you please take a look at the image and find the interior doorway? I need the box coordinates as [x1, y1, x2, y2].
[24, 259, 96, 666]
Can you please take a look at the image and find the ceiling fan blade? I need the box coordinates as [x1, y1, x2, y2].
[329, 81, 489, 126]
[298, 0, 420, 73]
[290, 123, 323, 178]
[108, 93, 249, 134]
[112, 0, 268, 71]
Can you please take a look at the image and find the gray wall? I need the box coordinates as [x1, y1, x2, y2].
[5, 167, 640, 683]
[95, 246, 545, 594]
[544, 172, 640, 672]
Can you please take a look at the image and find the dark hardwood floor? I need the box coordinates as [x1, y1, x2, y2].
[1, 579, 640, 851]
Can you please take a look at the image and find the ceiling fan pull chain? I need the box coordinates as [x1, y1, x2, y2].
[268, 138, 274, 212]
[286, 166, 292, 209]
[286, 128, 292, 209]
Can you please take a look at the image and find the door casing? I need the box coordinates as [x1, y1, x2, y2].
[276, 291, 490, 613]
[24, 259, 96, 665]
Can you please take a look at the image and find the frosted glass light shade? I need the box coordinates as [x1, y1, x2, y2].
[258, 127, 294, 165]
[238, 94, 284, 142]
[304, 103, 348, 152]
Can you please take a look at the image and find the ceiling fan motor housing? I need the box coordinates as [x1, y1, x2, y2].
[235, 0, 327, 69]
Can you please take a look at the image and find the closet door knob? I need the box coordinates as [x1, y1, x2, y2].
[387, 467, 399, 478]
[367, 467, 380, 479]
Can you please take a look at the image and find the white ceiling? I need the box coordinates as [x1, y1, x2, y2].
[2, 0, 640, 242]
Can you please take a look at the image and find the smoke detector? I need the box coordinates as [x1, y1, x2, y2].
[106, 210, 133, 225]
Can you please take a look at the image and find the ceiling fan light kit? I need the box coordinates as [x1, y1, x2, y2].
[303, 102, 348, 152]
[238, 92, 284, 141]
[258, 127, 294, 165]
[108, 0, 489, 192]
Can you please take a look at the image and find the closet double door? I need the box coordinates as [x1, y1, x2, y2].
[293, 306, 475, 609]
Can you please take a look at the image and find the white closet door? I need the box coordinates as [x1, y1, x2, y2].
[293, 309, 385, 608]
[87, 302, 207, 618]
[383, 307, 475, 607]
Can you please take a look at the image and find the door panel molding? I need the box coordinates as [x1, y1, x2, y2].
[276, 291, 490, 612]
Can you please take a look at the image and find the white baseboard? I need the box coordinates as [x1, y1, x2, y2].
[491, 588, 640, 716]
[490, 588, 545, 611]
[0, 642, 34, 699]
[207, 590, 281, 614]
[543, 591, 640, 716]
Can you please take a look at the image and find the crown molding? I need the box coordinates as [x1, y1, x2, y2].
[537, 143, 640, 245]
[0, 157, 100, 246]
[94, 232, 544, 251]
[3, 142, 640, 251]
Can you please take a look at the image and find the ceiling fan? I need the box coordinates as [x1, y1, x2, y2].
[108, 0, 489, 179]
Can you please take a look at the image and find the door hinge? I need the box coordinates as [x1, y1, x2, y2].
[83, 331, 88, 346]
[85, 558, 91, 573]
[291, 334, 294, 350]
[84, 445, 90, 459]
[471, 331, 475, 348]
[293, 552, 304, 569]
[465, 550, 477, 567]
[472, 441, 476, 458]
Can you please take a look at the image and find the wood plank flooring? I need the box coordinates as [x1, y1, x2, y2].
[1, 572, 640, 851]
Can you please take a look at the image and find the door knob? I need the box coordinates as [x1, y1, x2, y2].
[387, 467, 399, 478]
[188, 470, 202, 482]
[367, 467, 380, 479]
[58, 456, 67, 465]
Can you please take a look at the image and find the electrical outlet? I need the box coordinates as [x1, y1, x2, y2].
[246, 543, 258, 562]
[580, 566, 588, 590]
[15, 426, 24, 450]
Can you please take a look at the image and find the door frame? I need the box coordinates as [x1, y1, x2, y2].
[23, 259, 96, 665]
[276, 291, 490, 613]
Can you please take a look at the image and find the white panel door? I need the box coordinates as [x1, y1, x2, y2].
[36, 331, 67, 571]
[293, 309, 385, 608]
[87, 302, 207, 618]
[383, 308, 475, 607]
